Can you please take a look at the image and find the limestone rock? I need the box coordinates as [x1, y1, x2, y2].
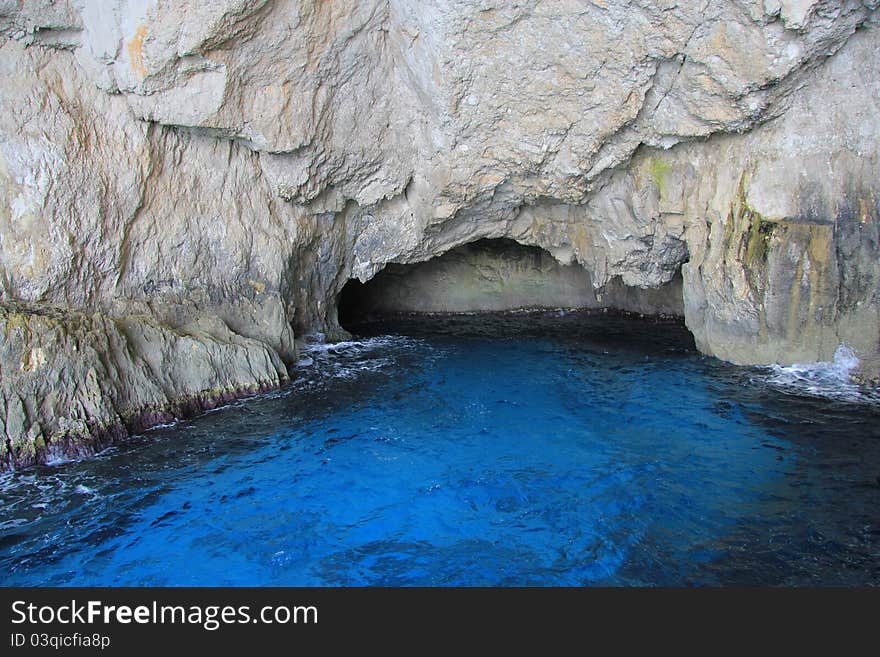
[338, 238, 683, 321]
[0, 1, 878, 467]
[0, 303, 287, 468]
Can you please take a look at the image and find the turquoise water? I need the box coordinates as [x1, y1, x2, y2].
[1, 313, 878, 586]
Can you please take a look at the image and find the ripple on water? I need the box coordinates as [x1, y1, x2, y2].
[0, 313, 878, 586]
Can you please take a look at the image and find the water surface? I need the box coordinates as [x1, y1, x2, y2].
[1, 313, 878, 586]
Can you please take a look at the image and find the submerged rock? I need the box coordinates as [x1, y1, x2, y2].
[0, 1, 878, 466]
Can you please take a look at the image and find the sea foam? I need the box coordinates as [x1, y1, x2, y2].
[765, 344, 877, 404]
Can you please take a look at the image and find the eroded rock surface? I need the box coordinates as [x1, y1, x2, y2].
[338, 238, 683, 322]
[0, 304, 287, 468]
[0, 1, 878, 467]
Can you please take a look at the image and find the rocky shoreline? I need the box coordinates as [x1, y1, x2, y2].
[1, 2, 878, 468]
[1, 304, 287, 470]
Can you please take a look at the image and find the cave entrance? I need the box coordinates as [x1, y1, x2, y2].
[337, 238, 684, 333]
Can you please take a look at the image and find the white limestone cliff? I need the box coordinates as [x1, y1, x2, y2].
[0, 1, 877, 468]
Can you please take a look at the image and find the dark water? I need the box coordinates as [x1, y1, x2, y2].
[1, 312, 879, 586]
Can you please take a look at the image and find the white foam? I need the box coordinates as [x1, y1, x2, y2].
[145, 421, 179, 431]
[44, 454, 74, 467]
[764, 344, 877, 404]
[305, 336, 409, 354]
[327, 357, 394, 378]
[305, 340, 362, 353]
[298, 335, 430, 383]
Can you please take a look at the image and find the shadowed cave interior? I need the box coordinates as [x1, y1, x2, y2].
[337, 238, 685, 332]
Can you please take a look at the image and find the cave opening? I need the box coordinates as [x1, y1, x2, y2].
[337, 238, 685, 334]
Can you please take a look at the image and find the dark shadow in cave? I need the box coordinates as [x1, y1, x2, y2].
[338, 238, 685, 333]
[337, 277, 370, 331]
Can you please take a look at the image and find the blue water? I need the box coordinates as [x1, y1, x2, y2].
[1, 313, 879, 586]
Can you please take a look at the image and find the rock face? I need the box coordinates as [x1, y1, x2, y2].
[0, 1, 878, 468]
[0, 304, 286, 468]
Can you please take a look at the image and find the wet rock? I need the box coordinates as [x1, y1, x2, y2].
[0, 304, 287, 469]
[0, 1, 878, 466]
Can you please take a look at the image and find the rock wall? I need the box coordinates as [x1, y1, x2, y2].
[0, 304, 286, 468]
[0, 1, 878, 467]
[338, 239, 683, 323]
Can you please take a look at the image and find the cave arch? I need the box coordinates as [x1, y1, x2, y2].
[337, 238, 684, 332]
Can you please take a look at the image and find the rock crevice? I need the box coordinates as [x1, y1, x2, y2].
[0, 1, 878, 468]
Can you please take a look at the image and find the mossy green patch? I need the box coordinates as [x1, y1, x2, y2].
[745, 217, 776, 267]
[649, 159, 672, 194]
[720, 173, 781, 298]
